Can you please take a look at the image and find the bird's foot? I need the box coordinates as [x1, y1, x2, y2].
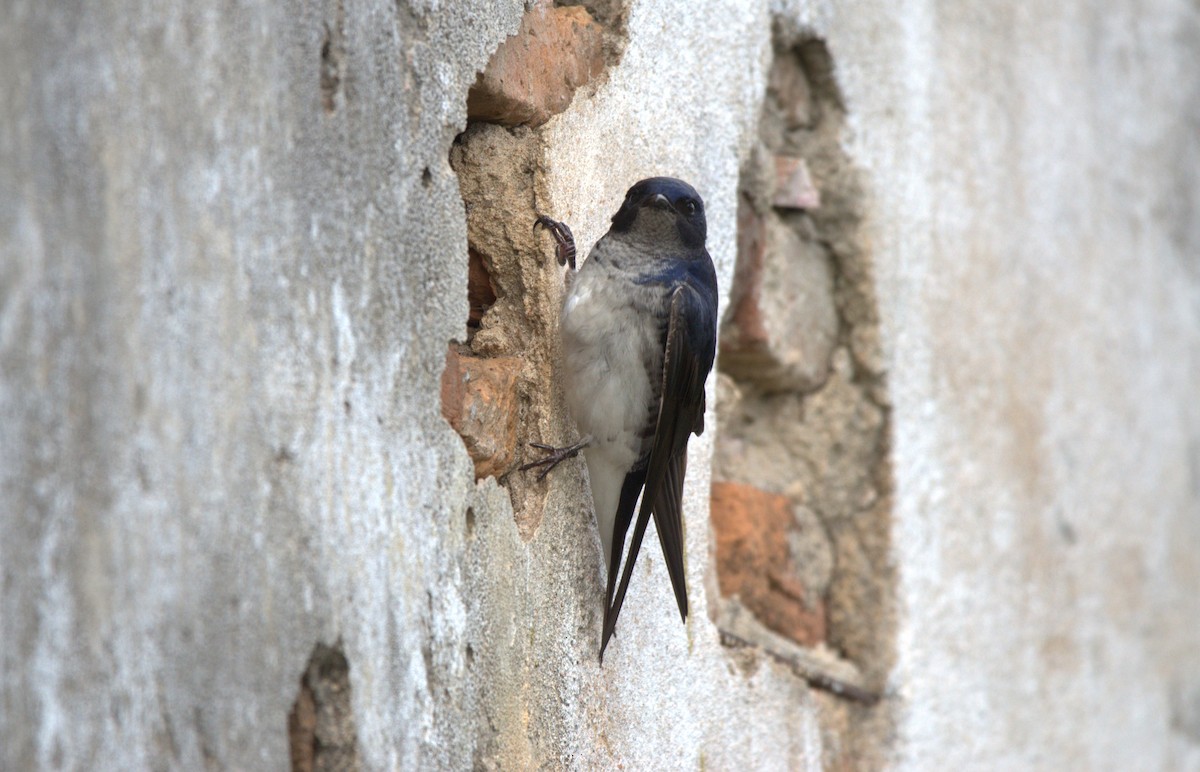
[518, 436, 591, 481]
[533, 215, 577, 270]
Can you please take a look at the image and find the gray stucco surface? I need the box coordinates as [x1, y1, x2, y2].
[3, 0, 1199, 769]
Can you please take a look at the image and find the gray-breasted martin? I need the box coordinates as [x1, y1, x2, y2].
[525, 177, 718, 660]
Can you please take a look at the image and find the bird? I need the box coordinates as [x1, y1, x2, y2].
[523, 177, 718, 660]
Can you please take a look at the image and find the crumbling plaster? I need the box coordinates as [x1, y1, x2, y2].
[2, 0, 1199, 770]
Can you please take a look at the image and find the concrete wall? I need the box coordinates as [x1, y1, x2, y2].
[2, 0, 1198, 769]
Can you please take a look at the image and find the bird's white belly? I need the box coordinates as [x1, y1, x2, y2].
[560, 276, 659, 473]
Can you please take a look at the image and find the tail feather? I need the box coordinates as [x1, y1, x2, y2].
[599, 469, 647, 662]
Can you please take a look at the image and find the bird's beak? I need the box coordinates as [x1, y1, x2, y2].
[642, 193, 672, 210]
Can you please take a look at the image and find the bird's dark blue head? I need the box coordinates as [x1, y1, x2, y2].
[610, 177, 707, 250]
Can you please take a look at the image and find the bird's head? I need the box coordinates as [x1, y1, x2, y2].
[609, 177, 707, 250]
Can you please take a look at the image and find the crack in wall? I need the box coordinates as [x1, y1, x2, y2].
[710, 30, 897, 769]
[319, 0, 346, 114]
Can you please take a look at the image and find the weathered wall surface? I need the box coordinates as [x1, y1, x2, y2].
[809, 2, 1200, 767]
[2, 0, 1199, 770]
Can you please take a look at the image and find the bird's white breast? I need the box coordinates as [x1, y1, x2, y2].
[560, 254, 663, 474]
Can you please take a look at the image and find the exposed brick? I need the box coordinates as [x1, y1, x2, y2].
[720, 200, 837, 392]
[710, 481, 827, 646]
[724, 193, 769, 344]
[772, 155, 820, 210]
[467, 1, 606, 128]
[440, 345, 522, 480]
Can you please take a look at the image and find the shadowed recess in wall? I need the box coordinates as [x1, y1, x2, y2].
[288, 642, 360, 772]
[710, 30, 896, 766]
[319, 0, 345, 114]
[440, 0, 629, 538]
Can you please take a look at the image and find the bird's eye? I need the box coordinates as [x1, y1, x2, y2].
[681, 200, 697, 216]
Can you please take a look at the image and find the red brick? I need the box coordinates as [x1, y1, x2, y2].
[467, 1, 606, 128]
[710, 481, 826, 646]
[440, 345, 522, 480]
[725, 193, 769, 349]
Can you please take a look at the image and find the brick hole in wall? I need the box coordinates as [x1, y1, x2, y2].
[439, 1, 628, 538]
[288, 642, 359, 772]
[710, 32, 896, 717]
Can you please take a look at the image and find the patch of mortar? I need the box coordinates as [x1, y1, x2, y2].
[710, 30, 898, 769]
[559, 0, 631, 67]
[447, 124, 562, 536]
[443, 0, 632, 538]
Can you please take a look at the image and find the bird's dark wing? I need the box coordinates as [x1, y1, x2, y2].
[601, 282, 714, 659]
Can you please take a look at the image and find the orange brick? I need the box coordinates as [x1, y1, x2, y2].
[441, 345, 522, 480]
[467, 1, 606, 127]
[711, 481, 827, 646]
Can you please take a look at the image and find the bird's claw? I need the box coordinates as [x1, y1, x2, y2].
[519, 437, 590, 481]
[533, 215, 577, 270]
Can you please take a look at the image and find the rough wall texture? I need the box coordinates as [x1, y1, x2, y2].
[2, 0, 1199, 770]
